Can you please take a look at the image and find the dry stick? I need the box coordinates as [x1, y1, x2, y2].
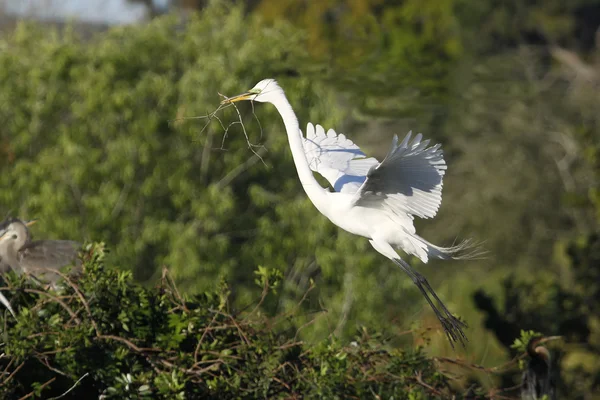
[249, 100, 264, 142]
[37, 357, 69, 377]
[37, 347, 74, 357]
[369, 386, 382, 400]
[0, 358, 14, 378]
[18, 377, 56, 400]
[483, 391, 516, 400]
[194, 312, 220, 363]
[413, 372, 443, 397]
[216, 116, 241, 151]
[170, 105, 232, 159]
[175, 93, 270, 184]
[497, 382, 525, 394]
[23, 289, 80, 324]
[47, 373, 90, 400]
[272, 282, 317, 325]
[169, 103, 227, 138]
[277, 341, 304, 351]
[218, 93, 266, 165]
[227, 313, 250, 346]
[435, 335, 563, 375]
[189, 358, 227, 368]
[161, 267, 188, 312]
[208, 308, 251, 346]
[29, 295, 74, 313]
[159, 356, 223, 376]
[0, 361, 24, 387]
[31, 268, 99, 335]
[95, 335, 164, 375]
[96, 335, 162, 353]
[173, 99, 268, 170]
[248, 281, 270, 317]
[271, 376, 292, 391]
[435, 356, 517, 374]
[183, 107, 236, 151]
[171, 103, 233, 150]
[293, 311, 327, 343]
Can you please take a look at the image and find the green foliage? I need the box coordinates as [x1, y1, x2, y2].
[254, 265, 283, 294]
[511, 330, 544, 353]
[254, 0, 462, 117]
[0, 243, 486, 398]
[455, 0, 600, 52]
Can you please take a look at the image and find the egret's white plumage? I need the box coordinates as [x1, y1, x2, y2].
[223, 78, 476, 346]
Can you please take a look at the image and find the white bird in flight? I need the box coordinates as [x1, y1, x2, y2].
[222, 79, 476, 346]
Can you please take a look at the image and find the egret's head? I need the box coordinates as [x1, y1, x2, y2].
[221, 79, 283, 105]
[0, 217, 36, 244]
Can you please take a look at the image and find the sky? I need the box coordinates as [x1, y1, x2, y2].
[0, 0, 167, 25]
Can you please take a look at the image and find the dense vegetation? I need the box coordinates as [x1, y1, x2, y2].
[0, 0, 598, 397]
[0, 244, 461, 398]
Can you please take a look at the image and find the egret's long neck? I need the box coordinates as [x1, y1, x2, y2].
[270, 93, 329, 213]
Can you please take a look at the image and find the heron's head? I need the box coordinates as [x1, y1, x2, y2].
[221, 79, 284, 105]
[0, 218, 36, 245]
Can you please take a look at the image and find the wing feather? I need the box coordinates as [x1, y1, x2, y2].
[17, 240, 80, 275]
[303, 123, 378, 193]
[352, 131, 446, 219]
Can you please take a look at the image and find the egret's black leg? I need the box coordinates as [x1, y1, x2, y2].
[393, 258, 468, 347]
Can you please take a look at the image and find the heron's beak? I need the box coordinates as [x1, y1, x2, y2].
[25, 219, 38, 227]
[220, 92, 253, 105]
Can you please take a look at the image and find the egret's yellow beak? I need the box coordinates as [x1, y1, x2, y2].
[25, 219, 38, 227]
[220, 92, 254, 105]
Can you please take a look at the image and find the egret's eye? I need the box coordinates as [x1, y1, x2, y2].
[11, 234, 17, 239]
[248, 88, 261, 94]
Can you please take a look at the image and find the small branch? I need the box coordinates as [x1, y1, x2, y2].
[96, 335, 161, 353]
[218, 93, 267, 165]
[248, 280, 270, 317]
[28, 268, 98, 334]
[413, 371, 443, 396]
[161, 267, 188, 312]
[194, 312, 219, 363]
[23, 289, 80, 324]
[435, 336, 563, 374]
[37, 357, 68, 377]
[47, 373, 89, 400]
[18, 377, 56, 400]
[0, 361, 24, 387]
[216, 146, 268, 189]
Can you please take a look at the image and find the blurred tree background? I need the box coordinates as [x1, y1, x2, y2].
[0, 0, 598, 397]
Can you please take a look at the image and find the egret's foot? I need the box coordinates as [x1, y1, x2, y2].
[438, 314, 468, 348]
[393, 257, 469, 348]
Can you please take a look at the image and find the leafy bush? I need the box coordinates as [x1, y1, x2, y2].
[0, 243, 494, 399]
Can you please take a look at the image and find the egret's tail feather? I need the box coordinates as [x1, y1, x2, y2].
[425, 237, 487, 261]
[412, 235, 487, 262]
[399, 232, 486, 263]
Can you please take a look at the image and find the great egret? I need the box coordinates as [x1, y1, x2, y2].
[0, 217, 80, 287]
[222, 79, 476, 346]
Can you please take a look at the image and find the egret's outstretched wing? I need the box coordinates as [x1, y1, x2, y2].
[303, 123, 378, 193]
[352, 132, 446, 219]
